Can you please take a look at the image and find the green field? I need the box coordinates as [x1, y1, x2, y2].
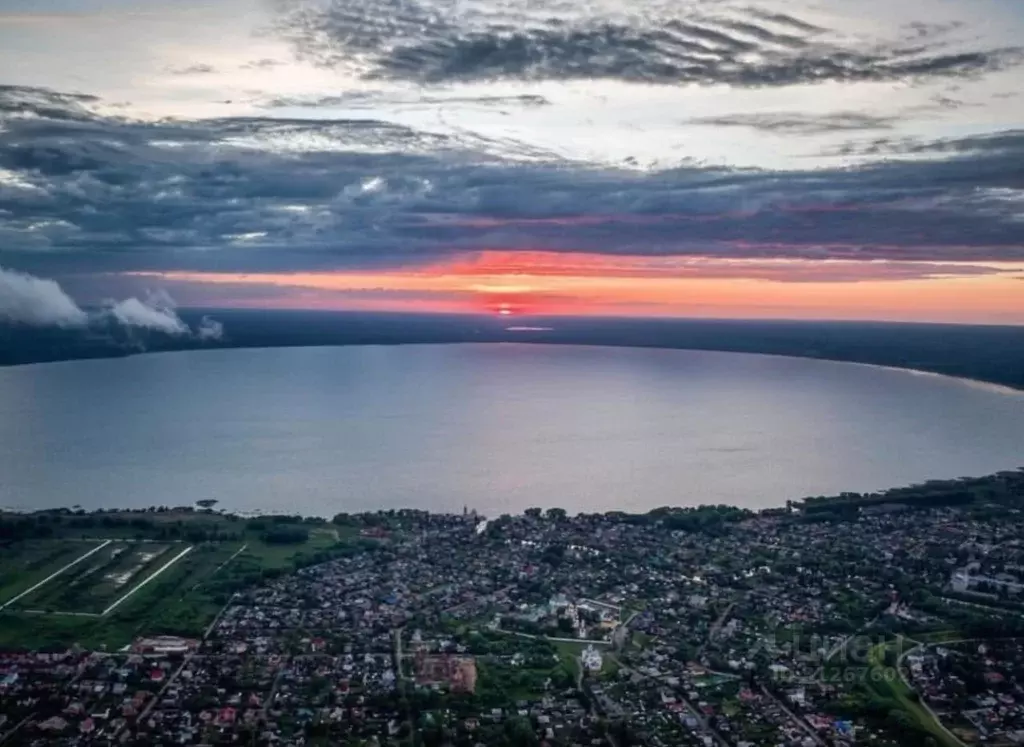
[0, 539, 102, 605]
[0, 512, 373, 650]
[11, 541, 179, 614]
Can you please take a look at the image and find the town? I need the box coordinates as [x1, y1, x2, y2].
[2, 469, 1024, 746]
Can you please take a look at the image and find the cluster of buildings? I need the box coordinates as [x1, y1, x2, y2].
[4, 488, 1024, 745]
[497, 594, 622, 642]
[0, 650, 168, 743]
[907, 639, 1024, 742]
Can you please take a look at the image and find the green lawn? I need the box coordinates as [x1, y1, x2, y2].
[864, 639, 965, 747]
[549, 638, 612, 674]
[241, 526, 346, 569]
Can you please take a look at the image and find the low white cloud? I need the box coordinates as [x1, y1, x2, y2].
[0, 265, 89, 327]
[0, 265, 223, 339]
[104, 297, 189, 335]
[196, 315, 225, 340]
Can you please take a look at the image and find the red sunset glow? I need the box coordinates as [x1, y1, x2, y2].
[129, 250, 1024, 325]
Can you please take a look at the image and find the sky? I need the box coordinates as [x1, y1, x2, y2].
[0, 0, 1022, 324]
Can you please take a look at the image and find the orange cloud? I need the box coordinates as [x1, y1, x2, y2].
[128, 251, 1024, 324]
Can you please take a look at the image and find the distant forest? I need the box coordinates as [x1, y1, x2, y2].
[2, 310, 1023, 391]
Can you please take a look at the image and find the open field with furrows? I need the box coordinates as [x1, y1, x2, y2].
[0, 511, 372, 650]
[14, 541, 178, 615]
[0, 539, 107, 609]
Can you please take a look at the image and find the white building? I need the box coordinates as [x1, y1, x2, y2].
[581, 645, 603, 672]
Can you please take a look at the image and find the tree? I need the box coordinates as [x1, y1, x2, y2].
[542, 544, 566, 567]
[503, 715, 537, 746]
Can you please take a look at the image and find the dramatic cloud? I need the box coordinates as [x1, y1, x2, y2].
[0, 0, 1020, 323]
[0, 266, 223, 339]
[1, 88, 1023, 278]
[273, 0, 1022, 86]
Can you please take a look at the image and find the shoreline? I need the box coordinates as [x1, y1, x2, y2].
[2, 339, 1022, 395]
[3, 467, 1022, 523]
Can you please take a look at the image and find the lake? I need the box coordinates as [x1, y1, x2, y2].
[2, 344, 1023, 517]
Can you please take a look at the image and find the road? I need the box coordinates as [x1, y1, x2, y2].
[123, 593, 244, 738]
[263, 662, 289, 717]
[896, 642, 972, 747]
[708, 601, 737, 642]
[133, 655, 191, 731]
[501, 630, 614, 645]
[208, 543, 248, 579]
[203, 593, 239, 640]
[613, 609, 640, 649]
[760, 685, 825, 746]
[0, 716, 34, 746]
[393, 627, 405, 681]
[610, 656, 729, 747]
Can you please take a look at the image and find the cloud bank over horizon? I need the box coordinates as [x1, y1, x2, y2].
[0, 266, 224, 340]
[0, 0, 1021, 323]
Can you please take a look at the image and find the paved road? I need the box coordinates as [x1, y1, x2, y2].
[760, 685, 825, 747]
[613, 610, 640, 649]
[612, 657, 729, 747]
[393, 627, 405, 681]
[125, 595, 244, 737]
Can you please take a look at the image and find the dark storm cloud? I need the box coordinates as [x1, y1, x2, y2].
[2, 85, 1024, 277]
[272, 0, 1021, 86]
[689, 112, 897, 135]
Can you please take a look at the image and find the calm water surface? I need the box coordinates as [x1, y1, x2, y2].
[1, 344, 1022, 516]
